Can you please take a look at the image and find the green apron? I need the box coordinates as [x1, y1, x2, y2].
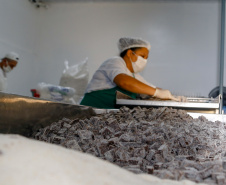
[80, 86, 136, 109]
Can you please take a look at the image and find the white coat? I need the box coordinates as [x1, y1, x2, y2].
[0, 68, 7, 91]
[85, 56, 156, 93]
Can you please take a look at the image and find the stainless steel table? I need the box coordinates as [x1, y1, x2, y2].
[116, 91, 220, 114]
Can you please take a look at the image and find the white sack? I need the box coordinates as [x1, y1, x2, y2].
[0, 134, 207, 185]
[59, 58, 89, 104]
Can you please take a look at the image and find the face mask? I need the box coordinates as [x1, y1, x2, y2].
[130, 52, 147, 73]
[3, 61, 12, 73]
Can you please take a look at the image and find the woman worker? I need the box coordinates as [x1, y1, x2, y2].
[80, 37, 179, 109]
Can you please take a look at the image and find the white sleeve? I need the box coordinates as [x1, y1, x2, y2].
[135, 74, 156, 88]
[101, 58, 129, 83]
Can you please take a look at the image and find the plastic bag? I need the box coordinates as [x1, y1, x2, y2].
[36, 82, 76, 103]
[59, 58, 89, 104]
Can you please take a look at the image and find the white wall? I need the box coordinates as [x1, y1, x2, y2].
[36, 1, 222, 97]
[0, 0, 42, 96]
[1, 1, 223, 97]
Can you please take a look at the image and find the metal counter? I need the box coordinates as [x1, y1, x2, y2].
[94, 109, 226, 123]
[116, 91, 220, 114]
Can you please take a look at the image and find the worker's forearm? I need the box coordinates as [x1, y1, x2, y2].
[114, 74, 156, 96]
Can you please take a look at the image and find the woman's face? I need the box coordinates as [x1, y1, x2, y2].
[130, 47, 149, 62]
[3, 58, 18, 69]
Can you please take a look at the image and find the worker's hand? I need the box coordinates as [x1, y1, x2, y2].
[153, 89, 180, 101]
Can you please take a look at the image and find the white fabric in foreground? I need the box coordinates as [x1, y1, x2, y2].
[0, 134, 206, 185]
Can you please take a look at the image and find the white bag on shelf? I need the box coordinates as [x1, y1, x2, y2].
[59, 58, 89, 104]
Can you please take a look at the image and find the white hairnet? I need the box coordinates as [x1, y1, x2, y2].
[118, 37, 151, 53]
[5, 52, 19, 62]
